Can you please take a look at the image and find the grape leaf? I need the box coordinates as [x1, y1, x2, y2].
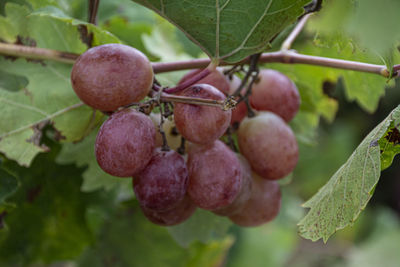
[168, 209, 232, 247]
[132, 0, 311, 63]
[305, 7, 397, 113]
[0, 168, 18, 205]
[0, 164, 19, 222]
[298, 105, 400, 242]
[0, 3, 120, 166]
[378, 123, 400, 171]
[78, 200, 233, 267]
[313, 0, 400, 55]
[56, 126, 132, 192]
[0, 144, 94, 265]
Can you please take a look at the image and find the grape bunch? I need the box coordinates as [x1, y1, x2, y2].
[71, 44, 300, 227]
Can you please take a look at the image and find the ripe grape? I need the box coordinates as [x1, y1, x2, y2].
[229, 174, 281, 227]
[178, 68, 230, 94]
[249, 69, 300, 122]
[228, 75, 248, 125]
[213, 154, 252, 216]
[95, 109, 155, 177]
[187, 140, 242, 210]
[174, 84, 231, 145]
[71, 43, 153, 111]
[238, 112, 298, 180]
[133, 148, 188, 211]
[141, 195, 196, 226]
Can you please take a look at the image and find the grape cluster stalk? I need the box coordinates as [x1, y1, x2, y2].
[71, 44, 300, 227]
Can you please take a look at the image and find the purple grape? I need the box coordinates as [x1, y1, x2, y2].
[71, 44, 153, 111]
[238, 111, 298, 180]
[95, 109, 155, 177]
[187, 140, 242, 210]
[229, 174, 281, 227]
[133, 148, 188, 211]
[141, 195, 196, 226]
[174, 84, 231, 145]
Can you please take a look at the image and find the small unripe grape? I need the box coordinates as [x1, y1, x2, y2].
[238, 112, 298, 180]
[187, 140, 242, 210]
[229, 174, 281, 227]
[134, 148, 188, 211]
[249, 69, 300, 122]
[178, 68, 230, 94]
[149, 114, 187, 151]
[71, 44, 153, 111]
[141, 195, 196, 226]
[174, 84, 231, 145]
[213, 154, 252, 216]
[95, 109, 156, 177]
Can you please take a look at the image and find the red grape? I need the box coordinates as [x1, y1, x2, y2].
[174, 84, 231, 145]
[133, 148, 188, 211]
[187, 140, 242, 210]
[249, 69, 300, 122]
[95, 109, 155, 177]
[229, 174, 281, 227]
[213, 154, 252, 216]
[238, 112, 298, 180]
[178, 68, 230, 94]
[141, 195, 196, 226]
[71, 44, 153, 111]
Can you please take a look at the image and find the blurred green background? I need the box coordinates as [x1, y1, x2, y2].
[0, 0, 400, 266]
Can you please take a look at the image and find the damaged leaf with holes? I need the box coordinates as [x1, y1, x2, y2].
[379, 123, 400, 170]
[298, 105, 400, 242]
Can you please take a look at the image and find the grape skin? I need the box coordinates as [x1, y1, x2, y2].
[174, 84, 231, 145]
[140, 195, 196, 226]
[133, 148, 188, 211]
[229, 174, 281, 227]
[187, 140, 242, 210]
[238, 112, 298, 180]
[213, 154, 252, 216]
[249, 69, 300, 122]
[95, 109, 156, 177]
[178, 68, 230, 94]
[71, 44, 153, 111]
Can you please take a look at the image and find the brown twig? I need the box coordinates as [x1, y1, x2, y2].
[0, 43, 392, 77]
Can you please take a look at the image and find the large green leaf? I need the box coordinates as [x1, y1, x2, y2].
[0, 164, 18, 221]
[0, 3, 120, 166]
[314, 0, 400, 55]
[298, 105, 400, 242]
[0, 143, 94, 265]
[132, 0, 311, 63]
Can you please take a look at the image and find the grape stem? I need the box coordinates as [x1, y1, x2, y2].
[0, 42, 393, 77]
[88, 0, 101, 25]
[163, 61, 217, 94]
[160, 93, 230, 109]
[123, 92, 233, 111]
[281, 13, 312, 51]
